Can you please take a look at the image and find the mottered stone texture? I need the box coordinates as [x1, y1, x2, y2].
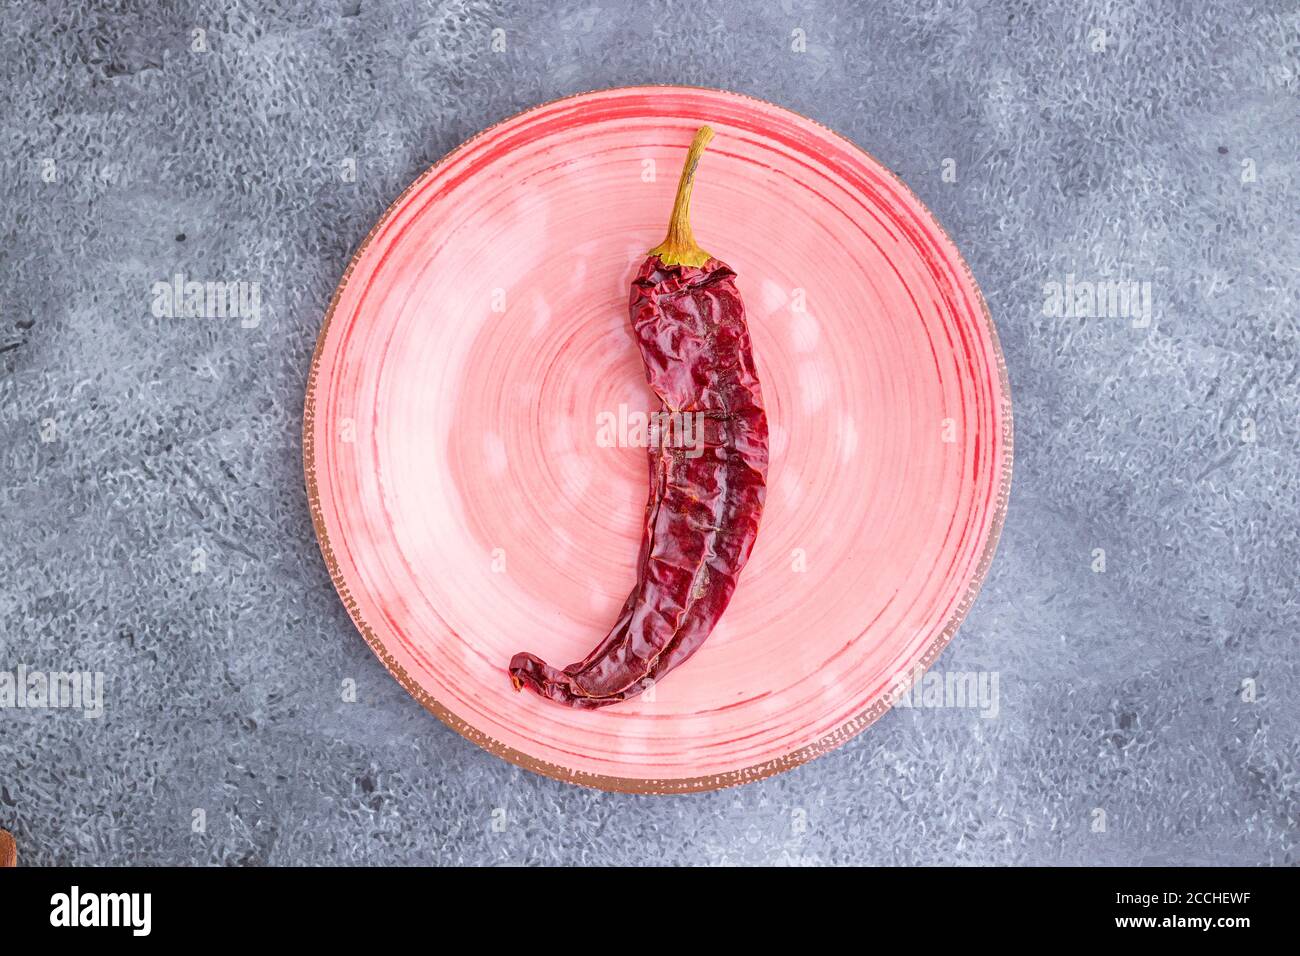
[0, 0, 1296, 865]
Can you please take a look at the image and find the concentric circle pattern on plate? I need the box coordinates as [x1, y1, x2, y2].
[305, 86, 1012, 792]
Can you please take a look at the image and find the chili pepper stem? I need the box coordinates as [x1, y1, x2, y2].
[648, 125, 715, 268]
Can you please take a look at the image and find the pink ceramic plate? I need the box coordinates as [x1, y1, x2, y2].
[305, 86, 1012, 793]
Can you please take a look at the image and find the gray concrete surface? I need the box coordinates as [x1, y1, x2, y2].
[1, 0, 1296, 865]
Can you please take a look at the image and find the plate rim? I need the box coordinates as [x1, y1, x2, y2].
[302, 84, 1015, 794]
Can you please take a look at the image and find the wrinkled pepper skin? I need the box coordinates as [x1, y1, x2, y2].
[509, 254, 769, 707]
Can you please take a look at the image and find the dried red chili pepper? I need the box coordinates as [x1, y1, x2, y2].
[510, 126, 769, 708]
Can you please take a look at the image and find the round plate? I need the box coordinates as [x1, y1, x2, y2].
[305, 86, 1012, 793]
